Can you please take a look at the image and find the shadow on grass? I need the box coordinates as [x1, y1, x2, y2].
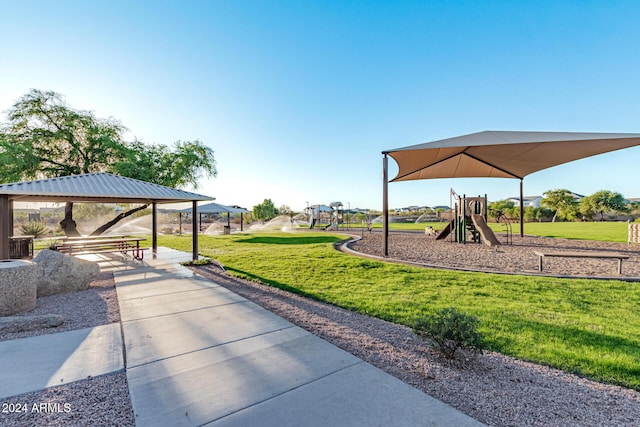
[237, 235, 341, 245]
[224, 267, 322, 300]
[486, 315, 640, 390]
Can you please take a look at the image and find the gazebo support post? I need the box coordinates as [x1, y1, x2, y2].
[8, 200, 13, 238]
[520, 179, 524, 238]
[192, 201, 198, 261]
[383, 153, 389, 257]
[152, 202, 158, 258]
[0, 195, 10, 259]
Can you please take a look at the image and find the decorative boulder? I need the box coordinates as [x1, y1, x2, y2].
[0, 260, 40, 316]
[33, 250, 99, 297]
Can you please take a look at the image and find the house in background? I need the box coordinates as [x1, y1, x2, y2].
[506, 195, 542, 208]
[506, 192, 585, 209]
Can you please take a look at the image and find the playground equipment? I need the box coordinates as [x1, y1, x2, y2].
[436, 190, 510, 246]
[307, 202, 343, 229]
[628, 222, 640, 244]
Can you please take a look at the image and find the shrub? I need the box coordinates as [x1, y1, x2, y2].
[20, 221, 50, 239]
[413, 307, 484, 359]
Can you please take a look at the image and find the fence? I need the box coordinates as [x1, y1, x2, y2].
[9, 236, 34, 259]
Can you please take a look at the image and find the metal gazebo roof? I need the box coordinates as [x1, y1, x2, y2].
[0, 173, 214, 260]
[178, 202, 250, 214]
[175, 202, 251, 233]
[0, 172, 213, 203]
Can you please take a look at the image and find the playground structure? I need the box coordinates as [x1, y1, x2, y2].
[629, 222, 640, 244]
[436, 190, 511, 246]
[307, 202, 343, 230]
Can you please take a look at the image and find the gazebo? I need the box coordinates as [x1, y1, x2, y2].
[0, 172, 214, 261]
[178, 202, 251, 232]
[382, 130, 640, 256]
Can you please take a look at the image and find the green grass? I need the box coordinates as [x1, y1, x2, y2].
[159, 231, 640, 391]
[367, 221, 447, 231]
[369, 220, 630, 243]
[514, 221, 629, 242]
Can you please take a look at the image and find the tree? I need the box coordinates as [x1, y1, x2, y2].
[580, 190, 628, 221]
[578, 195, 598, 221]
[523, 206, 537, 222]
[0, 89, 216, 235]
[0, 90, 127, 180]
[541, 189, 578, 222]
[253, 199, 277, 222]
[488, 199, 515, 220]
[112, 139, 214, 189]
[278, 205, 291, 215]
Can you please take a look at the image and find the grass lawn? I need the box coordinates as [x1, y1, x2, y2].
[366, 220, 631, 243]
[159, 231, 640, 391]
[514, 221, 629, 242]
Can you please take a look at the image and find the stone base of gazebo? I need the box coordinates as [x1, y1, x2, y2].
[0, 260, 38, 316]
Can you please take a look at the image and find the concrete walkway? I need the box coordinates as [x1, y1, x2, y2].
[115, 248, 484, 426]
[0, 248, 484, 426]
[0, 323, 123, 400]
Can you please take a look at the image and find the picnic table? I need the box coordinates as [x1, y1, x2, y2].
[56, 236, 148, 261]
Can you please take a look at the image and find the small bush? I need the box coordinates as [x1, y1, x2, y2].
[413, 307, 484, 359]
[20, 221, 50, 239]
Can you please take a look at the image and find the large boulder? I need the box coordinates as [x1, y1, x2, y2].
[0, 260, 40, 316]
[33, 250, 99, 297]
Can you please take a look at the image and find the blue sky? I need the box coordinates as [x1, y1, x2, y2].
[1, 1, 639, 211]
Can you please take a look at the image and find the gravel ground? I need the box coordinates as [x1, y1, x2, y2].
[0, 272, 120, 342]
[348, 230, 640, 279]
[0, 372, 133, 427]
[3, 234, 640, 426]
[0, 272, 134, 427]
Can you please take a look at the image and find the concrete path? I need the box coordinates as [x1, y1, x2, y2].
[0, 248, 484, 426]
[0, 323, 123, 400]
[116, 248, 484, 427]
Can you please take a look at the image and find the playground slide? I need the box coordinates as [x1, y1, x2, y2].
[435, 219, 455, 240]
[471, 214, 501, 247]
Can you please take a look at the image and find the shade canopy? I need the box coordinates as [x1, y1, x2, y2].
[381, 130, 640, 256]
[384, 131, 640, 182]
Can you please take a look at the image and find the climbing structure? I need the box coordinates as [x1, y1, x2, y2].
[436, 190, 508, 246]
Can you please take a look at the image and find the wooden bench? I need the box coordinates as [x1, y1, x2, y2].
[56, 237, 148, 261]
[534, 251, 630, 274]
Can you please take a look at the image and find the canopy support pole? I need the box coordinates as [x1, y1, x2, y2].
[383, 154, 389, 256]
[520, 179, 524, 237]
[152, 202, 158, 258]
[192, 201, 199, 261]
